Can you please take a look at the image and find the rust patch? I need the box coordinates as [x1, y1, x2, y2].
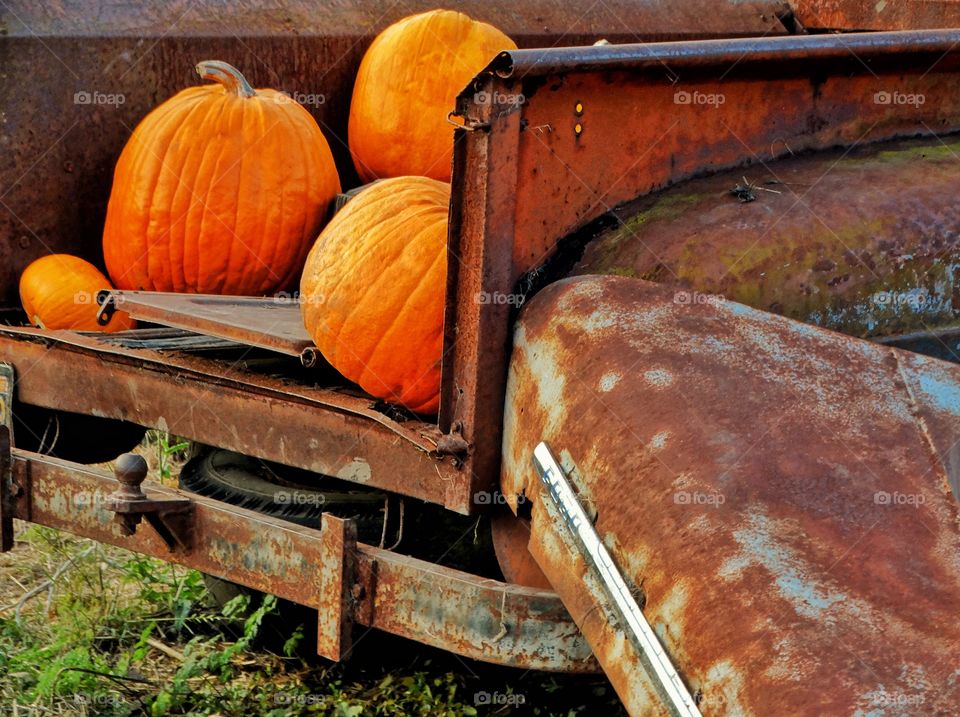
[12, 448, 597, 672]
[503, 275, 960, 715]
[790, 0, 960, 31]
[573, 137, 960, 339]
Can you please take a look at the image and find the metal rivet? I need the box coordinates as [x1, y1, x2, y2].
[574, 123, 583, 135]
[575, 102, 584, 115]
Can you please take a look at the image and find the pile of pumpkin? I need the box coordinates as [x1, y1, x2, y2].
[20, 10, 516, 415]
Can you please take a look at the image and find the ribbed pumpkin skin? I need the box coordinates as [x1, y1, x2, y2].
[103, 81, 341, 295]
[300, 177, 450, 414]
[19, 254, 135, 332]
[349, 10, 516, 182]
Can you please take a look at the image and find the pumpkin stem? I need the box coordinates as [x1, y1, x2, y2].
[195, 61, 256, 98]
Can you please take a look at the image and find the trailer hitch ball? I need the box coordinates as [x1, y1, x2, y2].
[111, 453, 148, 535]
[105, 453, 193, 549]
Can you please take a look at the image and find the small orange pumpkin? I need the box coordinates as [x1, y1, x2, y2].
[300, 176, 449, 414]
[103, 60, 341, 295]
[349, 10, 516, 182]
[19, 254, 135, 332]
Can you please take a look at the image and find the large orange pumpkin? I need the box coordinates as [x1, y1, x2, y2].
[300, 176, 449, 414]
[103, 60, 341, 295]
[349, 10, 516, 182]
[19, 254, 135, 332]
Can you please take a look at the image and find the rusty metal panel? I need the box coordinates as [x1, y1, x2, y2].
[364, 544, 598, 671]
[317, 514, 357, 661]
[0, 427, 11, 552]
[8, 448, 596, 672]
[1, 1, 789, 39]
[897, 350, 960, 501]
[790, 0, 960, 31]
[573, 136, 960, 339]
[501, 275, 960, 715]
[0, 328, 473, 512]
[443, 29, 960, 509]
[97, 291, 314, 358]
[488, 32, 960, 274]
[441, 87, 523, 504]
[0, 1, 788, 310]
[491, 513, 551, 589]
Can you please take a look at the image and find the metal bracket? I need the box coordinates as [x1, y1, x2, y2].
[316, 513, 358, 661]
[0, 362, 15, 439]
[0, 426, 12, 552]
[447, 110, 490, 132]
[103, 453, 193, 551]
[0, 363, 14, 552]
[95, 289, 117, 326]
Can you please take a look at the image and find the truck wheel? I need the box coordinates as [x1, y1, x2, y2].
[179, 447, 387, 537]
[178, 447, 387, 653]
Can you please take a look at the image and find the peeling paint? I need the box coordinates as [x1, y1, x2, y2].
[719, 513, 848, 621]
[335, 458, 372, 484]
[650, 431, 670, 450]
[503, 275, 960, 716]
[643, 368, 674, 388]
[599, 371, 622, 392]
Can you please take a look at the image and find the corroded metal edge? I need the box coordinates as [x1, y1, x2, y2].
[443, 28, 960, 514]
[7, 448, 598, 672]
[487, 28, 960, 77]
[0, 328, 471, 512]
[502, 275, 960, 716]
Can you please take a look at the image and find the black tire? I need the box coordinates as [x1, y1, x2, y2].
[179, 447, 389, 654]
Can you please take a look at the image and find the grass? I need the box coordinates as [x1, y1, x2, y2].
[0, 432, 627, 716]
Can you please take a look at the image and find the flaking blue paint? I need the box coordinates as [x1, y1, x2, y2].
[721, 513, 848, 621]
[915, 371, 960, 416]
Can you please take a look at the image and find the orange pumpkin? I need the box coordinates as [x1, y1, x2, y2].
[103, 60, 341, 295]
[349, 10, 516, 182]
[19, 254, 135, 332]
[300, 176, 449, 414]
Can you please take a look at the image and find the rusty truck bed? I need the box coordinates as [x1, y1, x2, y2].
[4, 3, 960, 711]
[2, 28, 960, 514]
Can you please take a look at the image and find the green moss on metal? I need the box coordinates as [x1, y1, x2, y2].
[576, 137, 960, 338]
